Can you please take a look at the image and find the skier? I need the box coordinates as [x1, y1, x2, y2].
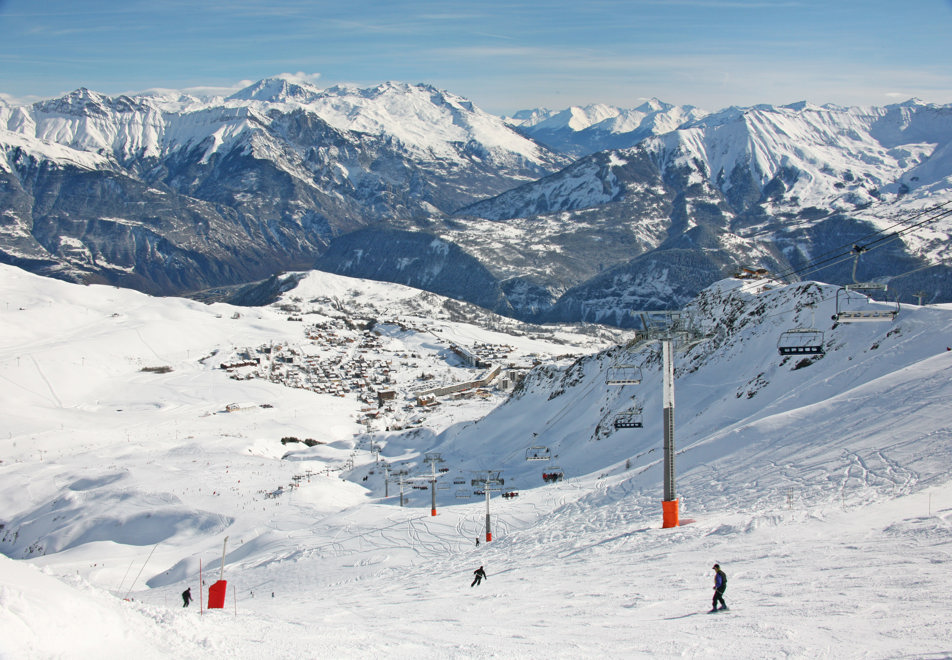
[710, 564, 727, 612]
[182, 587, 192, 608]
[475, 537, 480, 547]
[471, 565, 487, 587]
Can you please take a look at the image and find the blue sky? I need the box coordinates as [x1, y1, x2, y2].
[1, 0, 951, 114]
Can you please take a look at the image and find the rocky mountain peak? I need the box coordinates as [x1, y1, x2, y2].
[228, 77, 323, 104]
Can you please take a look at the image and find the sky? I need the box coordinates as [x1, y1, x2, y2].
[1, 0, 951, 115]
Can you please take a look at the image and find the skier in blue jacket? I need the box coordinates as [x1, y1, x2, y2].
[710, 564, 727, 612]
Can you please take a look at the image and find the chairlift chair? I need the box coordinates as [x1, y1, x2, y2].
[542, 467, 564, 483]
[455, 489, 471, 499]
[832, 246, 899, 323]
[777, 328, 825, 356]
[606, 365, 642, 385]
[833, 285, 898, 323]
[613, 408, 644, 429]
[525, 445, 551, 461]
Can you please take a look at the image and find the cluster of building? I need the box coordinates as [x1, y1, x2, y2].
[218, 316, 530, 431]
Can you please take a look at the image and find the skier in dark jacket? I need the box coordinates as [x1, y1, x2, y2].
[710, 564, 727, 612]
[471, 566, 487, 587]
[182, 587, 192, 608]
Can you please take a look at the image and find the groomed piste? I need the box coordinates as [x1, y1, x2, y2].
[2, 264, 951, 659]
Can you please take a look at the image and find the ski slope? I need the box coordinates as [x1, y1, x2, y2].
[1, 265, 951, 659]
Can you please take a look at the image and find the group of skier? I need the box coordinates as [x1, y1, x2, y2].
[467, 561, 727, 614]
[180, 562, 724, 612]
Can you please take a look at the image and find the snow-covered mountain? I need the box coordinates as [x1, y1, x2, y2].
[3, 78, 952, 325]
[471, 100, 952, 220]
[2, 262, 952, 657]
[452, 99, 952, 320]
[508, 99, 709, 156]
[0, 77, 568, 295]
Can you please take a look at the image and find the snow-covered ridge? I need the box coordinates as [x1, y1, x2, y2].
[647, 99, 952, 209]
[468, 97, 952, 223]
[1, 76, 555, 169]
[508, 98, 710, 156]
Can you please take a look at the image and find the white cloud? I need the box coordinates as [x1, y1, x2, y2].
[276, 71, 322, 84]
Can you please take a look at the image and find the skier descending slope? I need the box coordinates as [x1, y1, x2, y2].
[710, 564, 727, 612]
[471, 566, 487, 587]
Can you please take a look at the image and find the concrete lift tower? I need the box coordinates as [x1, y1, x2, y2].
[423, 452, 446, 516]
[471, 470, 504, 542]
[380, 462, 391, 497]
[390, 467, 410, 507]
[625, 311, 710, 528]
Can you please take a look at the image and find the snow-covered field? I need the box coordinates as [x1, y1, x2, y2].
[2, 265, 951, 659]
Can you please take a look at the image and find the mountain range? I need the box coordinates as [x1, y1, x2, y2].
[2, 77, 952, 325]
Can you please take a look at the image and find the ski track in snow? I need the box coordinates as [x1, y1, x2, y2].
[1, 267, 952, 658]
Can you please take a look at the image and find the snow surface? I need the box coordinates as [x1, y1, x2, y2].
[2, 265, 952, 659]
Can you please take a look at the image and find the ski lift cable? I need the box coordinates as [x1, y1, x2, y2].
[881, 259, 947, 285]
[771, 204, 941, 282]
[769, 201, 952, 284]
[775, 209, 952, 285]
[846, 204, 950, 261]
[770, 204, 952, 308]
[852, 205, 952, 254]
[689, 205, 952, 346]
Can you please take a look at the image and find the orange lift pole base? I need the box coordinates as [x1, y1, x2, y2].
[662, 499, 679, 528]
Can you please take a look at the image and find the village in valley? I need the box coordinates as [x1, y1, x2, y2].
[214, 290, 600, 437]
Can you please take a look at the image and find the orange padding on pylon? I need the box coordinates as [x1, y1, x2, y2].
[662, 499, 679, 528]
